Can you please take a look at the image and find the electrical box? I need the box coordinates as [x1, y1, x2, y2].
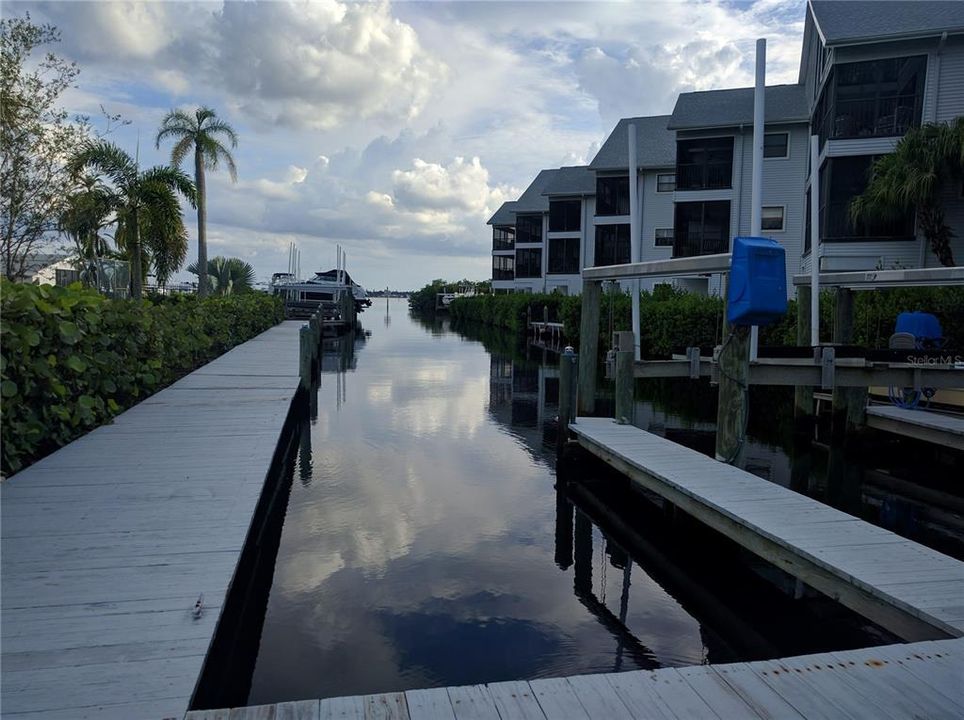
[726, 236, 787, 326]
[895, 312, 944, 348]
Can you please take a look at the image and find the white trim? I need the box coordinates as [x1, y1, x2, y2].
[762, 204, 787, 233]
[654, 227, 674, 248]
[763, 131, 790, 160]
[655, 173, 676, 193]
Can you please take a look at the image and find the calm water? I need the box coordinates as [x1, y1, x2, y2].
[246, 299, 960, 704]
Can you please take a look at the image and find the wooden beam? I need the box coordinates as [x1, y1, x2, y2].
[578, 280, 601, 414]
[582, 253, 732, 281]
[793, 266, 964, 289]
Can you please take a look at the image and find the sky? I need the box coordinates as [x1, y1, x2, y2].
[18, 0, 807, 290]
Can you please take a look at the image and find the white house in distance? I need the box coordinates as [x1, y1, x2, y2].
[489, 0, 964, 295]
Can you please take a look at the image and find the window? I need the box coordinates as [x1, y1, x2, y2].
[492, 225, 514, 251]
[762, 206, 785, 231]
[596, 176, 630, 216]
[764, 133, 789, 159]
[549, 199, 581, 232]
[548, 236, 581, 274]
[654, 228, 674, 247]
[656, 174, 676, 192]
[55, 268, 80, 286]
[819, 156, 914, 241]
[815, 56, 925, 144]
[515, 248, 542, 278]
[516, 214, 542, 244]
[676, 137, 733, 190]
[492, 255, 514, 281]
[673, 201, 730, 257]
[594, 224, 630, 266]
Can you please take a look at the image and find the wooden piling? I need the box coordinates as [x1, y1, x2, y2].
[614, 331, 634, 425]
[793, 285, 814, 429]
[715, 322, 750, 466]
[578, 280, 601, 415]
[299, 325, 312, 390]
[832, 287, 866, 437]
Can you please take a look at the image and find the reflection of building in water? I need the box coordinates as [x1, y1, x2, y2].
[321, 328, 369, 410]
[488, 351, 560, 456]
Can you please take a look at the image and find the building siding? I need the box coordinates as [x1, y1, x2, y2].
[936, 36, 964, 123]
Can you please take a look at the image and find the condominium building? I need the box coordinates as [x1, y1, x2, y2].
[489, 0, 963, 294]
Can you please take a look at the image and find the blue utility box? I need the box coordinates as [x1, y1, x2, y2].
[895, 311, 944, 348]
[727, 236, 787, 326]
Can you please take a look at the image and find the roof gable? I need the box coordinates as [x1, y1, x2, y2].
[589, 115, 675, 171]
[668, 84, 808, 130]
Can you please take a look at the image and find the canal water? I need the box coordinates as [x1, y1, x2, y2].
[246, 298, 961, 704]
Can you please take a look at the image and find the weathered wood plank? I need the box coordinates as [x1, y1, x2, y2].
[404, 687, 455, 720]
[486, 681, 547, 720]
[445, 685, 501, 720]
[570, 417, 964, 640]
[0, 321, 304, 720]
[527, 677, 590, 720]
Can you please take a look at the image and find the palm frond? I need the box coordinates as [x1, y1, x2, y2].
[155, 108, 197, 147]
[69, 141, 137, 190]
[141, 165, 198, 207]
[202, 118, 239, 148]
[169, 135, 195, 169]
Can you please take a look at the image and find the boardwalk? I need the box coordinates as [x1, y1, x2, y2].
[865, 404, 964, 450]
[569, 417, 964, 641]
[187, 637, 964, 719]
[1, 321, 304, 720]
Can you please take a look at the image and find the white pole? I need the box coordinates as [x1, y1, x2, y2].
[628, 122, 641, 361]
[749, 38, 766, 363]
[809, 134, 821, 347]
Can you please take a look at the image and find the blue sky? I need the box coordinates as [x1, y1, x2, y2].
[20, 0, 807, 289]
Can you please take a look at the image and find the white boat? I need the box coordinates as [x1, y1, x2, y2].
[272, 268, 371, 318]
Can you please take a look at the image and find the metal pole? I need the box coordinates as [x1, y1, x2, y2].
[749, 38, 765, 363]
[628, 123, 641, 361]
[810, 134, 821, 347]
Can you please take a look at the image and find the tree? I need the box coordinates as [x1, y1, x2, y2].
[187, 256, 255, 296]
[1, 14, 89, 280]
[116, 182, 189, 288]
[59, 174, 113, 286]
[851, 118, 964, 267]
[69, 141, 196, 298]
[156, 107, 238, 298]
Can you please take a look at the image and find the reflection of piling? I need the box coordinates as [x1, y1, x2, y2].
[613, 331, 635, 425]
[573, 510, 593, 595]
[554, 485, 574, 570]
[299, 413, 313, 487]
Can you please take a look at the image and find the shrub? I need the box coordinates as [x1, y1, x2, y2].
[0, 281, 283, 475]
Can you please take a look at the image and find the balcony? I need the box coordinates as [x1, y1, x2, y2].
[492, 269, 514, 281]
[672, 234, 728, 258]
[819, 94, 920, 143]
[675, 162, 732, 191]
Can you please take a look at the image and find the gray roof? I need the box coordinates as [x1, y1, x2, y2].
[589, 115, 675, 171]
[810, 1, 964, 47]
[486, 201, 517, 226]
[668, 84, 808, 130]
[512, 169, 559, 214]
[542, 165, 596, 196]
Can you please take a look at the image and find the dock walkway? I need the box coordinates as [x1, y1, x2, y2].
[569, 417, 964, 641]
[1, 321, 305, 720]
[865, 404, 964, 450]
[188, 637, 964, 719]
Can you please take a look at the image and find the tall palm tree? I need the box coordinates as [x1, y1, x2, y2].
[115, 182, 189, 288]
[69, 142, 196, 298]
[156, 107, 238, 298]
[851, 117, 964, 267]
[187, 256, 256, 296]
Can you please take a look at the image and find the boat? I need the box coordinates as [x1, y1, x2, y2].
[272, 268, 371, 319]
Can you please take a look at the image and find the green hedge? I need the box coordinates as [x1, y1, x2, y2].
[0, 281, 284, 475]
[449, 286, 964, 357]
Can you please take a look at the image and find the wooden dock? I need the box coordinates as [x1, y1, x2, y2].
[186, 637, 964, 719]
[568, 417, 964, 641]
[1, 321, 305, 720]
[865, 404, 964, 451]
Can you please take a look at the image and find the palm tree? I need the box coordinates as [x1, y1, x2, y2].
[59, 175, 114, 285]
[187, 256, 256, 296]
[115, 182, 189, 288]
[156, 107, 238, 299]
[851, 117, 964, 267]
[69, 142, 196, 298]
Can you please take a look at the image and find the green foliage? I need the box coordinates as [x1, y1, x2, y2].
[407, 278, 490, 316]
[0, 280, 283, 475]
[447, 286, 964, 357]
[187, 256, 256, 296]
